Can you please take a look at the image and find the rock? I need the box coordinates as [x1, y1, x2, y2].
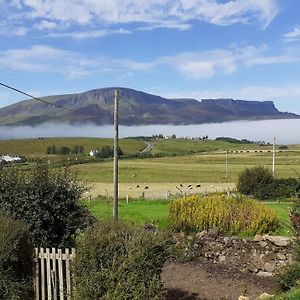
[238, 296, 249, 300]
[264, 262, 276, 273]
[263, 235, 291, 247]
[259, 241, 268, 247]
[219, 255, 226, 262]
[253, 235, 265, 242]
[207, 227, 219, 238]
[276, 253, 286, 260]
[196, 230, 207, 239]
[257, 271, 273, 277]
[256, 292, 274, 299]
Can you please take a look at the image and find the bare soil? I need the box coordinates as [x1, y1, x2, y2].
[162, 259, 278, 300]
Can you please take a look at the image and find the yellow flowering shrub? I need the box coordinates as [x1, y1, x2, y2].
[169, 195, 278, 235]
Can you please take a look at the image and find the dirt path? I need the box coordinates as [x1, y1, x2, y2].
[162, 261, 277, 300]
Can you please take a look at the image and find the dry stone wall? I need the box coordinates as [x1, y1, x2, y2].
[195, 230, 292, 277]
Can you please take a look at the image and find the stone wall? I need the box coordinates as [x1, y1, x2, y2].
[195, 230, 292, 277]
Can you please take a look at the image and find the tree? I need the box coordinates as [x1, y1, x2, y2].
[0, 164, 93, 247]
[95, 145, 124, 158]
[59, 146, 71, 155]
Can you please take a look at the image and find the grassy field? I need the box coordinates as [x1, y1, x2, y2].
[0, 137, 145, 157]
[85, 199, 292, 236]
[73, 150, 300, 183]
[2, 137, 300, 189]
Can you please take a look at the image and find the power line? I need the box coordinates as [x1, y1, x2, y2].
[0, 82, 73, 111]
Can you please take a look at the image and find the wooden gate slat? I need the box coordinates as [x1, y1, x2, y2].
[34, 247, 75, 300]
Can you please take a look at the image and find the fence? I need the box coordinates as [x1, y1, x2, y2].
[34, 248, 75, 300]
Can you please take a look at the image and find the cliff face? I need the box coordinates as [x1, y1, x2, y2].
[0, 88, 298, 126]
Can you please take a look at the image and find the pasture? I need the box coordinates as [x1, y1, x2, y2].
[0, 137, 145, 157]
[85, 199, 292, 236]
[74, 150, 300, 184]
[2, 137, 300, 196]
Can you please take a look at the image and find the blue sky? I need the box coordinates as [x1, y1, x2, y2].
[1, 0, 300, 113]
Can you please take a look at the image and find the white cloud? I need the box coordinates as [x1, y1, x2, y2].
[1, 41, 299, 80]
[0, 21, 28, 36]
[158, 45, 294, 79]
[3, 0, 278, 37]
[283, 26, 300, 43]
[0, 45, 153, 78]
[34, 20, 60, 30]
[159, 50, 237, 79]
[47, 28, 131, 39]
[0, 45, 94, 77]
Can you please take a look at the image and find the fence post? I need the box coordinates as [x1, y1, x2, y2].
[65, 248, 71, 300]
[58, 249, 64, 299]
[34, 248, 40, 300]
[51, 248, 57, 300]
[46, 248, 52, 300]
[40, 248, 45, 300]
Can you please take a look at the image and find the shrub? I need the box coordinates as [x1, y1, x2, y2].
[73, 221, 170, 300]
[169, 195, 278, 235]
[0, 215, 33, 300]
[0, 163, 93, 247]
[237, 166, 274, 199]
[277, 263, 300, 292]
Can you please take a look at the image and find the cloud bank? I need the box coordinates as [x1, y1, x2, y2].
[1, 119, 300, 144]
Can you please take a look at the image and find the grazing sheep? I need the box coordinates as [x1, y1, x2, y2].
[128, 187, 132, 190]
[210, 184, 214, 188]
[179, 183, 183, 187]
[144, 186, 149, 190]
[187, 184, 192, 188]
[196, 184, 201, 188]
[136, 185, 139, 188]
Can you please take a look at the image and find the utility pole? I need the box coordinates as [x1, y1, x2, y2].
[113, 90, 119, 221]
[272, 137, 276, 175]
[225, 149, 228, 179]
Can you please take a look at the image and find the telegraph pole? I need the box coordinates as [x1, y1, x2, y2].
[225, 149, 228, 179]
[113, 90, 119, 221]
[272, 137, 276, 175]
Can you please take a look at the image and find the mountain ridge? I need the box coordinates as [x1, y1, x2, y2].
[0, 87, 298, 126]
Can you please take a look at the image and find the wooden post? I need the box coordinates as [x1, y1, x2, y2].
[113, 89, 119, 221]
[40, 248, 45, 300]
[46, 248, 52, 300]
[58, 249, 64, 299]
[34, 248, 40, 300]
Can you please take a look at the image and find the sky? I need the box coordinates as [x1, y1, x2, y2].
[1, 0, 300, 114]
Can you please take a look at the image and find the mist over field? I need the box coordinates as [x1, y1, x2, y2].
[1, 119, 300, 144]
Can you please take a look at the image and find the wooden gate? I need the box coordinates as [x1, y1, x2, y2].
[34, 248, 75, 300]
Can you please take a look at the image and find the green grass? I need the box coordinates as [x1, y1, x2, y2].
[266, 202, 292, 236]
[74, 151, 300, 183]
[86, 199, 171, 229]
[0, 137, 145, 157]
[85, 199, 292, 235]
[274, 288, 300, 299]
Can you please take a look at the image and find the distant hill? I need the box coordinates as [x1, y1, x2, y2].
[0, 87, 298, 126]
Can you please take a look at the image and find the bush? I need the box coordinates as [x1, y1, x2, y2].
[73, 221, 170, 300]
[237, 166, 300, 200]
[277, 263, 300, 292]
[0, 163, 93, 247]
[0, 215, 33, 300]
[237, 166, 274, 199]
[169, 195, 278, 235]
